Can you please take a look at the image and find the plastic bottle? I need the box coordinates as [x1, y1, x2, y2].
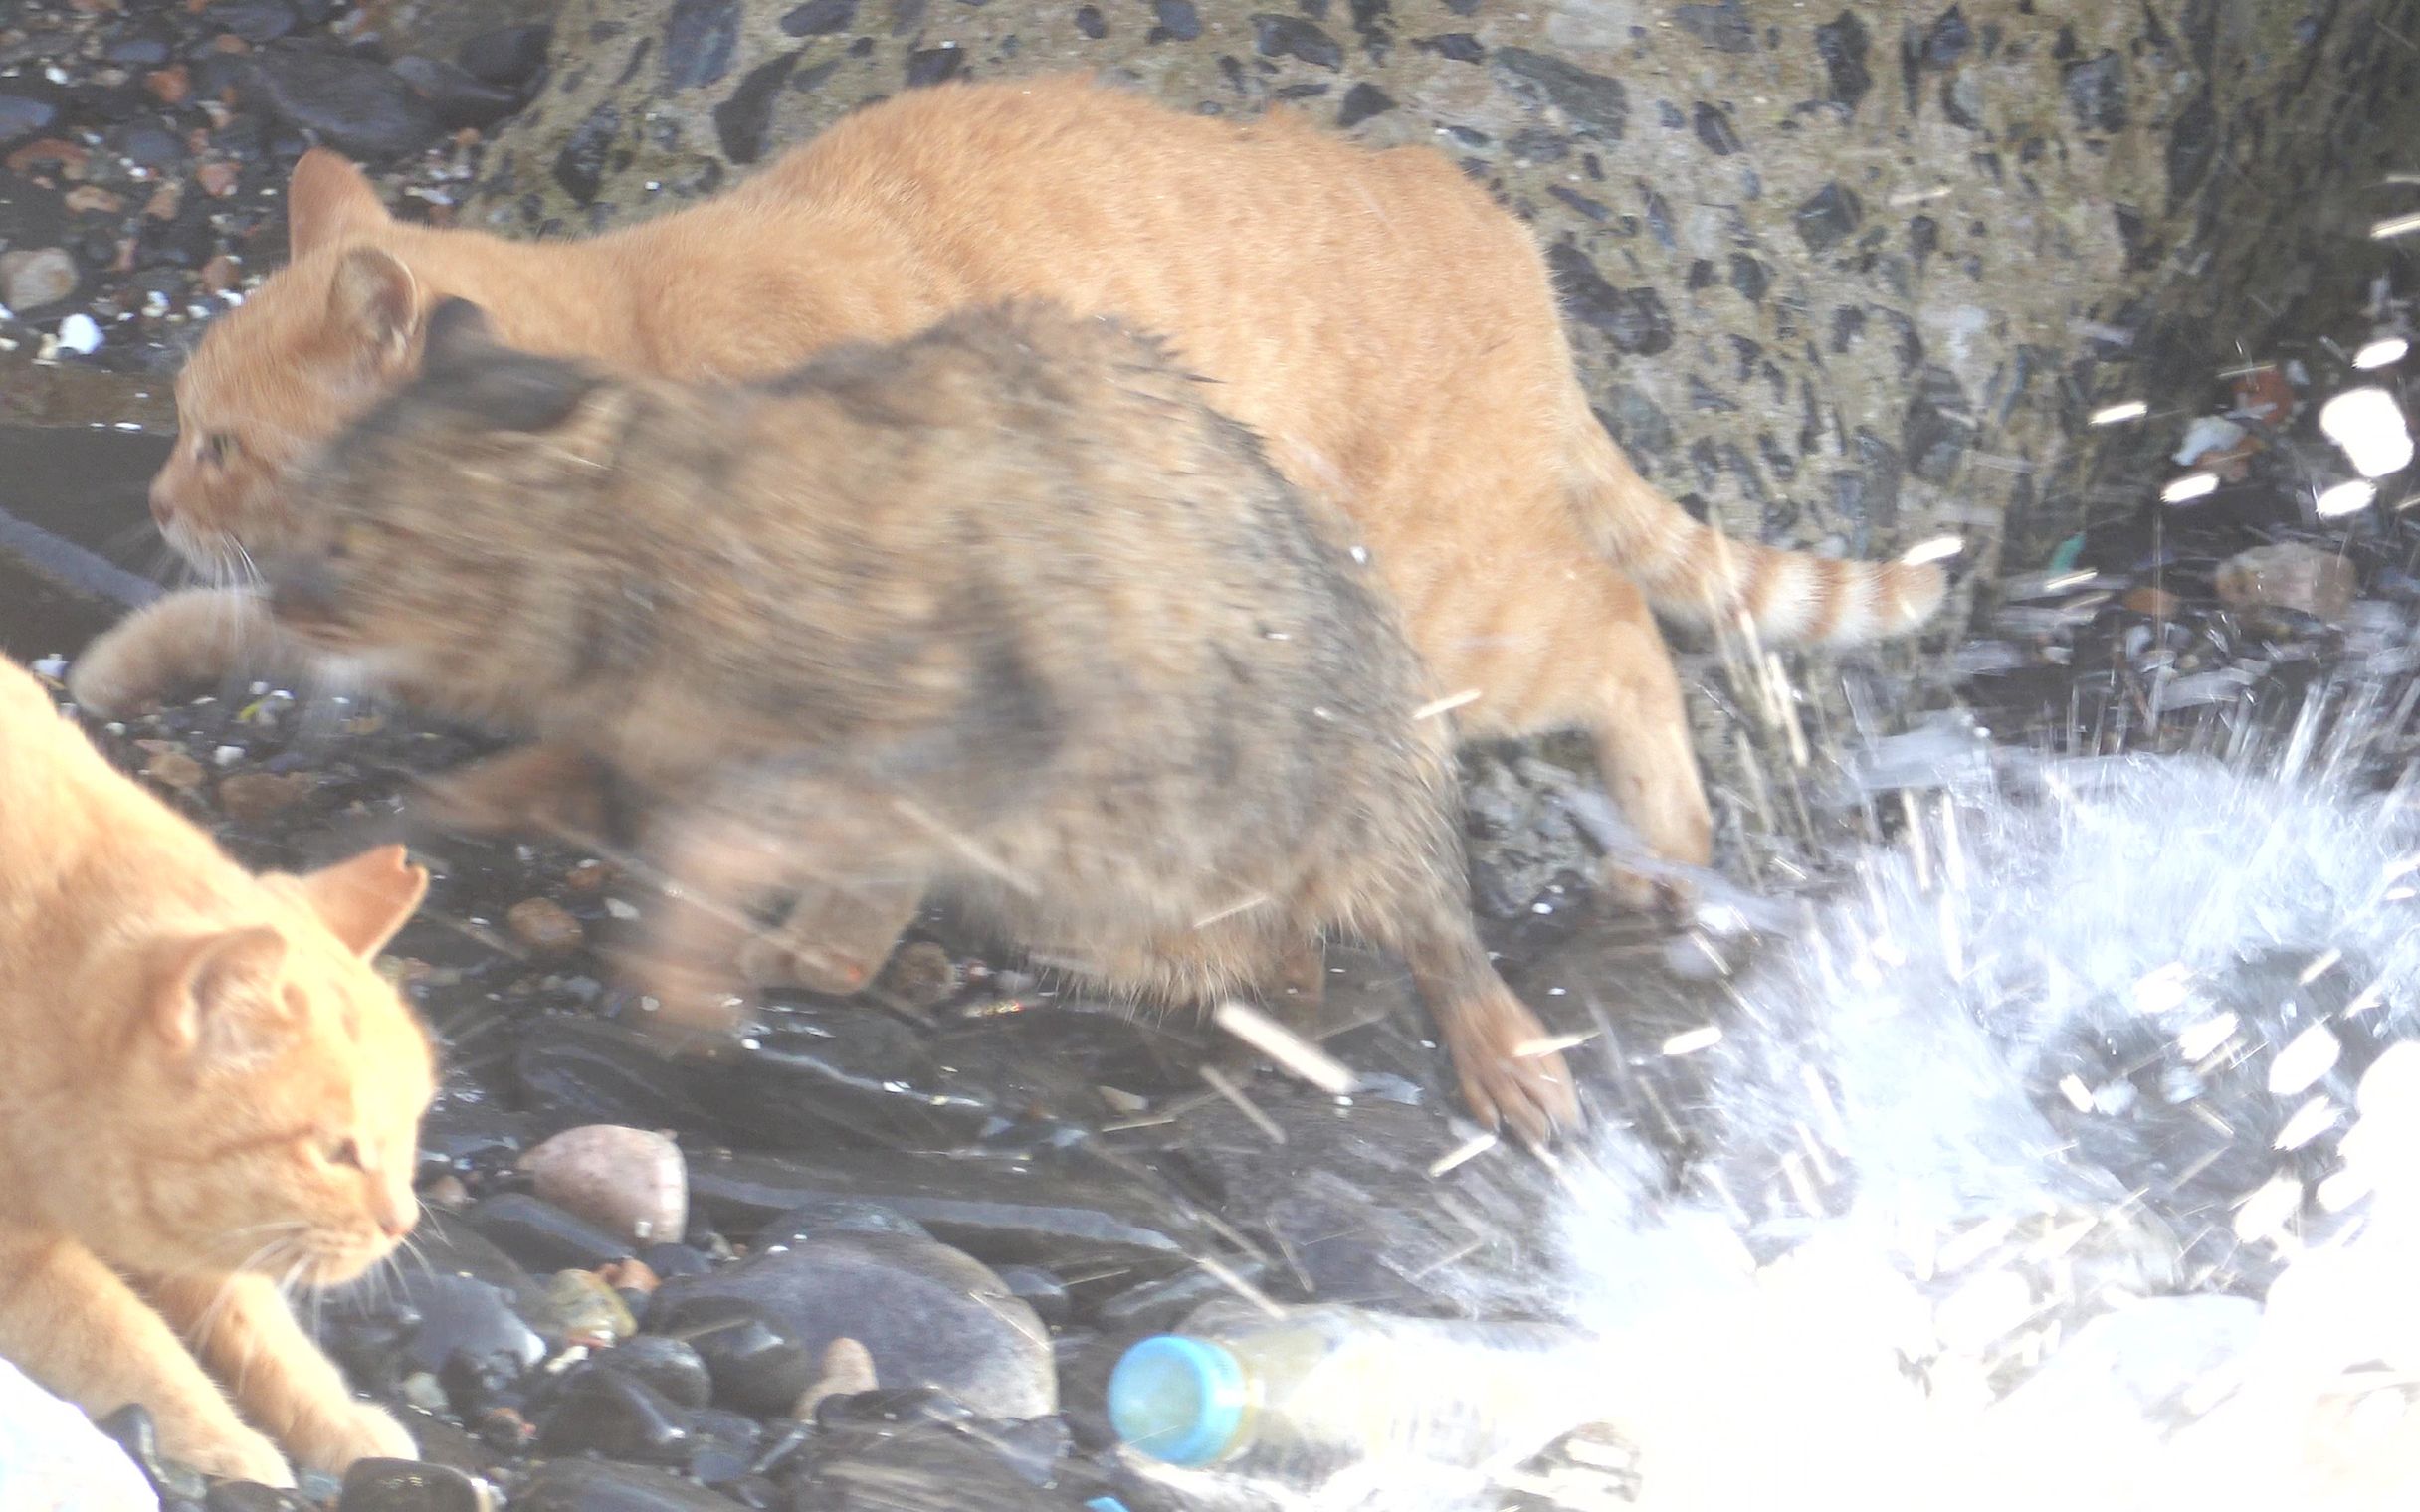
[1106, 1300, 1609, 1481]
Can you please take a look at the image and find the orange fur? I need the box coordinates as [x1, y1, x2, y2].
[0, 658, 432, 1485]
[85, 73, 1949, 893]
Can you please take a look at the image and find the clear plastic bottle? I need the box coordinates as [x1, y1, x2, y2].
[1106, 1300, 1610, 1481]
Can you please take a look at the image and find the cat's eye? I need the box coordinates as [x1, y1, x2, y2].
[196, 432, 241, 469]
[326, 1138, 362, 1169]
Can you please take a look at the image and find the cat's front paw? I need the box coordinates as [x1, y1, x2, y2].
[167, 1419, 296, 1489]
[287, 1399, 415, 1474]
[66, 588, 249, 717]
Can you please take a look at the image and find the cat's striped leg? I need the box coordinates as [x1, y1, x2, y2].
[0, 1231, 294, 1486]
[66, 586, 300, 718]
[146, 1268, 413, 1476]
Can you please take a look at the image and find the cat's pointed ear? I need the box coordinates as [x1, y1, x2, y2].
[154, 927, 291, 1062]
[327, 246, 421, 374]
[298, 844, 430, 960]
[289, 148, 391, 258]
[423, 298, 501, 375]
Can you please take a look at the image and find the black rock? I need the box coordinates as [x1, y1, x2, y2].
[1336, 81, 1395, 128]
[457, 24, 554, 88]
[1901, 363, 1974, 483]
[510, 1459, 742, 1512]
[464, 1192, 635, 1271]
[390, 56, 527, 131]
[905, 45, 967, 87]
[538, 1366, 696, 1463]
[1073, 5, 1107, 40]
[759, 1199, 933, 1245]
[207, 0, 300, 43]
[1674, 0, 1756, 52]
[1691, 100, 1741, 155]
[639, 1241, 716, 1279]
[651, 1232, 1054, 1419]
[1492, 47, 1626, 138]
[713, 51, 800, 164]
[239, 45, 443, 161]
[647, 1296, 818, 1415]
[104, 36, 175, 67]
[0, 91, 61, 146]
[992, 1265, 1069, 1328]
[2062, 49, 2127, 131]
[682, 1409, 763, 1487]
[206, 1483, 313, 1512]
[95, 1405, 207, 1503]
[662, 0, 744, 92]
[1091, 1261, 1266, 1332]
[1252, 13, 1342, 69]
[1546, 243, 1674, 355]
[1813, 10, 1872, 110]
[782, 0, 859, 34]
[113, 122, 187, 172]
[597, 1334, 716, 1411]
[551, 101, 619, 203]
[685, 1148, 1211, 1272]
[1150, 0, 1202, 42]
[336, 1459, 490, 1512]
[1793, 180, 1862, 253]
[788, 1415, 1108, 1511]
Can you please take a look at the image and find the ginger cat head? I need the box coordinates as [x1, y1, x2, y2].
[267, 299, 634, 689]
[153, 151, 426, 576]
[49, 844, 435, 1287]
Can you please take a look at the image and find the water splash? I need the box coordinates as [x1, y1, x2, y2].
[1544, 744, 2420, 1511]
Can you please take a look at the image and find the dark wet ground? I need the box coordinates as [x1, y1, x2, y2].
[0, 419, 169, 658]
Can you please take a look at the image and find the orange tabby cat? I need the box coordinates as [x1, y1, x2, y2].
[0, 656, 432, 1486]
[74, 73, 1946, 901]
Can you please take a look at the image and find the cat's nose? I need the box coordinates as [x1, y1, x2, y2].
[377, 1189, 419, 1241]
[148, 473, 178, 529]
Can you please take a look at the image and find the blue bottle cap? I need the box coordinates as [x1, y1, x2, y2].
[1085, 1500, 1132, 1512]
[1107, 1334, 1250, 1468]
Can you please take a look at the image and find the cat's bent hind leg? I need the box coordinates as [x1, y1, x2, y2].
[1582, 626, 1713, 915]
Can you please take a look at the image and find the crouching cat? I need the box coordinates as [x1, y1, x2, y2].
[0, 657, 433, 1485]
[264, 298, 1580, 1144]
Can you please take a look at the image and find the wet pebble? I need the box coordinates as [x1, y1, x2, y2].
[389, 57, 527, 131]
[94, 1404, 206, 1502]
[541, 1267, 640, 1343]
[334, 1459, 494, 1512]
[217, 770, 308, 822]
[456, 24, 554, 88]
[594, 1334, 714, 1411]
[465, 1191, 634, 1272]
[238, 44, 443, 161]
[206, 1483, 314, 1512]
[506, 896, 585, 954]
[0, 247, 78, 314]
[537, 1366, 694, 1463]
[520, 1123, 688, 1246]
[651, 1231, 1055, 1419]
[759, 1199, 931, 1246]
[2215, 541, 2357, 623]
[0, 92, 60, 146]
[508, 1458, 741, 1511]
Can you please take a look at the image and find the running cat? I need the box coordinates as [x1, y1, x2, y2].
[264, 297, 1579, 1143]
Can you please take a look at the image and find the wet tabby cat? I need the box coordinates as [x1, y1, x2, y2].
[265, 297, 1579, 1143]
[75, 73, 1947, 907]
[0, 656, 432, 1485]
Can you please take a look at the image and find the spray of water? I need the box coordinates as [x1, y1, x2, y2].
[1542, 738, 2420, 1511]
